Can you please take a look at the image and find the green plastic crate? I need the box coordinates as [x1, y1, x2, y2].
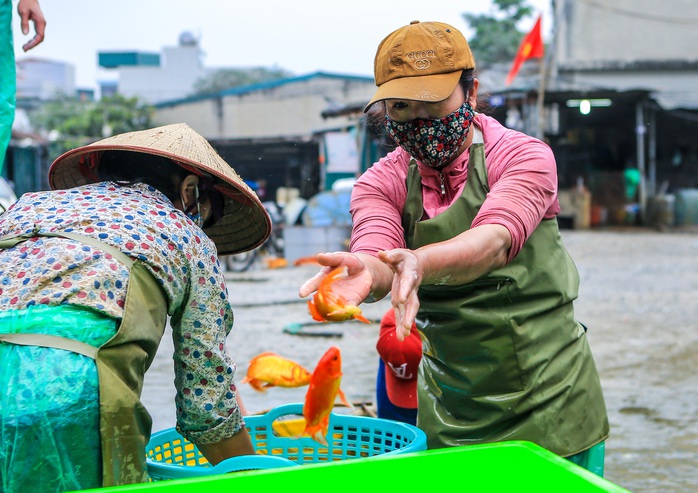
[77, 440, 631, 492]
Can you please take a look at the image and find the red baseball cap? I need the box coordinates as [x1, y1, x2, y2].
[376, 310, 422, 409]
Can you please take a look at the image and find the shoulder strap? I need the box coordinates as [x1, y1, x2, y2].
[40, 230, 134, 268]
[0, 227, 134, 269]
[471, 126, 484, 144]
[0, 332, 99, 359]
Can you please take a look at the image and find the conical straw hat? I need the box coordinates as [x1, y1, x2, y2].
[48, 123, 271, 256]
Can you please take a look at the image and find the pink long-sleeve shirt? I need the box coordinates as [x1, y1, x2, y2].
[350, 114, 560, 263]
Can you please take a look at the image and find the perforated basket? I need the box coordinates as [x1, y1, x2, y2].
[146, 403, 427, 480]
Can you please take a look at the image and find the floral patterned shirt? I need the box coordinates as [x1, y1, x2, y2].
[0, 182, 243, 444]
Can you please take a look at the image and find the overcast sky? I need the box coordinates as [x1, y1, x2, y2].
[12, 0, 552, 90]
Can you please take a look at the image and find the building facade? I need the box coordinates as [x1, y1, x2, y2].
[153, 72, 376, 200]
[98, 32, 209, 104]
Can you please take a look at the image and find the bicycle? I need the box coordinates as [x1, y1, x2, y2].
[224, 201, 285, 272]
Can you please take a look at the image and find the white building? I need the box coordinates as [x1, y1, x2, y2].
[553, 0, 698, 110]
[98, 32, 208, 104]
[15, 58, 76, 100]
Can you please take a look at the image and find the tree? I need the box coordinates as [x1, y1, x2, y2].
[30, 94, 153, 160]
[463, 0, 537, 66]
[192, 67, 294, 95]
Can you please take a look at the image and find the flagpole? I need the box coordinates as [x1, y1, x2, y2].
[535, 48, 548, 140]
[536, 2, 564, 140]
[505, 14, 544, 137]
[535, 12, 551, 140]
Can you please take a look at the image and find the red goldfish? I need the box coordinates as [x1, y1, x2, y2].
[241, 352, 312, 392]
[302, 346, 352, 446]
[307, 266, 370, 324]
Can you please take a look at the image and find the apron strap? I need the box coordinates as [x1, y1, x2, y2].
[471, 125, 484, 144]
[40, 230, 134, 268]
[0, 228, 42, 249]
[0, 226, 134, 268]
[0, 332, 99, 359]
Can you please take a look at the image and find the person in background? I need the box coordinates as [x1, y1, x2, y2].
[0, 123, 271, 491]
[300, 20, 609, 476]
[375, 309, 420, 425]
[0, 0, 46, 168]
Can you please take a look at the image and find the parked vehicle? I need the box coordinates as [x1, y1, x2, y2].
[224, 201, 285, 272]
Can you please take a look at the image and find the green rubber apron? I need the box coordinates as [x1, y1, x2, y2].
[0, 227, 168, 486]
[402, 129, 609, 456]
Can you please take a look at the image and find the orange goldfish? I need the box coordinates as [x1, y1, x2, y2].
[293, 255, 321, 266]
[302, 346, 352, 446]
[264, 257, 288, 269]
[307, 266, 370, 324]
[241, 352, 312, 392]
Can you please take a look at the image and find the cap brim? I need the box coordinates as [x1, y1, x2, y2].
[364, 70, 462, 112]
[383, 361, 418, 408]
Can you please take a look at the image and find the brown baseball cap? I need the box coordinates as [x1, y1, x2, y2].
[364, 20, 475, 112]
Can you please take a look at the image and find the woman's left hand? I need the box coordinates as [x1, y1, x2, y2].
[377, 248, 422, 341]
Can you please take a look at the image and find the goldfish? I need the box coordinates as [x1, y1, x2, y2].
[293, 256, 321, 266]
[302, 346, 352, 445]
[240, 352, 312, 392]
[264, 257, 288, 269]
[307, 266, 370, 324]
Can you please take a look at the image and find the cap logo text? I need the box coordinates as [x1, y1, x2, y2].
[387, 362, 414, 380]
[407, 49, 436, 71]
[415, 90, 439, 101]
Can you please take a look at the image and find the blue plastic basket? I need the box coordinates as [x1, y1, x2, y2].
[146, 403, 427, 480]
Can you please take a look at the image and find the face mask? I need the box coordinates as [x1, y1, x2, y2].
[385, 101, 475, 169]
[187, 209, 204, 228]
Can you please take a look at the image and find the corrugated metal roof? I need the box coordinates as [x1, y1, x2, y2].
[154, 71, 374, 108]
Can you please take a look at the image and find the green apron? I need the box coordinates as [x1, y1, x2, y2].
[0, 227, 168, 486]
[402, 130, 609, 456]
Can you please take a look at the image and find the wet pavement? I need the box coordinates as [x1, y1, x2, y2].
[141, 229, 698, 493]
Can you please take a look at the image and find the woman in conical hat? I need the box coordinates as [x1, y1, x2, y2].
[0, 124, 270, 491]
[48, 122, 271, 255]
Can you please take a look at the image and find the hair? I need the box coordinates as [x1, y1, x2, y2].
[367, 69, 479, 151]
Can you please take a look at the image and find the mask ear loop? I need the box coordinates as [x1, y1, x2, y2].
[183, 184, 201, 215]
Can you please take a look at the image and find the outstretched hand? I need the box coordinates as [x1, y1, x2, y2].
[17, 0, 46, 52]
[298, 252, 373, 307]
[378, 249, 422, 341]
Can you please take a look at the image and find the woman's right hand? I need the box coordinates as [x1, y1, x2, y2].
[298, 252, 388, 307]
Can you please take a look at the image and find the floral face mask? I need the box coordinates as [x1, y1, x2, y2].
[385, 101, 476, 169]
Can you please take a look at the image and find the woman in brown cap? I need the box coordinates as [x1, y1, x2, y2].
[0, 123, 270, 491]
[300, 21, 609, 475]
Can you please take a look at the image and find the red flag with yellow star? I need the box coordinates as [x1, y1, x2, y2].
[505, 15, 544, 86]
